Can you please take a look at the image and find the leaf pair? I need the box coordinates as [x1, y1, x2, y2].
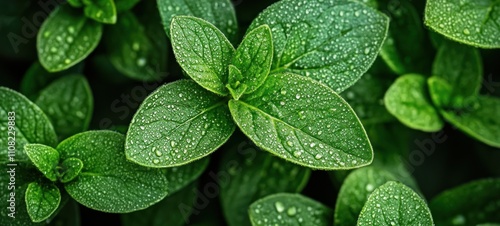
[384, 41, 500, 147]
[126, 0, 390, 170]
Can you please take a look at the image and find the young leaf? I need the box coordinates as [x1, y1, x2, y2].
[157, 0, 238, 41]
[24, 144, 59, 182]
[115, 0, 140, 12]
[440, 96, 500, 148]
[430, 179, 500, 226]
[428, 76, 454, 109]
[384, 74, 444, 132]
[425, 0, 500, 48]
[165, 157, 209, 194]
[25, 182, 61, 223]
[126, 80, 235, 168]
[248, 0, 389, 93]
[35, 75, 93, 140]
[121, 181, 199, 226]
[170, 16, 235, 96]
[227, 65, 247, 100]
[334, 166, 397, 226]
[220, 139, 311, 226]
[229, 25, 273, 97]
[37, 6, 103, 72]
[249, 193, 333, 226]
[357, 181, 434, 226]
[105, 11, 168, 81]
[0, 87, 57, 163]
[229, 72, 373, 170]
[58, 131, 169, 213]
[59, 158, 84, 183]
[83, 0, 117, 24]
[432, 41, 483, 100]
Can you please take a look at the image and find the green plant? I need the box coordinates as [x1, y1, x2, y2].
[1, 0, 500, 225]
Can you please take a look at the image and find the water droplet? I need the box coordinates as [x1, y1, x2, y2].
[287, 206, 297, 216]
[293, 151, 302, 157]
[66, 36, 73, 43]
[280, 101, 285, 106]
[452, 215, 466, 225]
[68, 26, 75, 34]
[281, 89, 287, 95]
[170, 141, 177, 147]
[64, 59, 71, 64]
[140, 126, 145, 130]
[132, 42, 140, 51]
[274, 202, 285, 213]
[50, 47, 57, 53]
[309, 143, 316, 148]
[315, 154, 323, 159]
[153, 159, 160, 164]
[295, 94, 301, 99]
[364, 47, 371, 54]
[366, 184, 374, 192]
[287, 141, 294, 147]
[44, 31, 50, 37]
[463, 28, 470, 35]
[137, 58, 147, 67]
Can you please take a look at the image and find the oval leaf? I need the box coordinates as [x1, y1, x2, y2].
[25, 182, 61, 223]
[229, 72, 373, 170]
[105, 11, 168, 81]
[357, 181, 434, 226]
[35, 74, 93, 140]
[249, 193, 333, 226]
[37, 6, 103, 72]
[220, 139, 311, 226]
[384, 74, 444, 132]
[171, 16, 234, 96]
[24, 144, 59, 182]
[83, 0, 117, 24]
[58, 131, 169, 213]
[248, 0, 389, 92]
[0, 87, 57, 163]
[126, 79, 235, 167]
[157, 0, 238, 41]
[229, 25, 273, 96]
[425, 0, 500, 48]
[334, 166, 397, 226]
[430, 179, 500, 226]
[59, 158, 84, 184]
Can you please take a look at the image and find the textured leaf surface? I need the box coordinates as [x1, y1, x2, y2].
[35, 75, 93, 140]
[440, 96, 500, 147]
[83, 0, 117, 24]
[220, 140, 310, 226]
[25, 182, 61, 223]
[249, 193, 332, 226]
[58, 131, 169, 213]
[229, 25, 273, 96]
[334, 166, 397, 226]
[229, 72, 372, 170]
[157, 0, 238, 41]
[105, 11, 168, 81]
[0, 87, 57, 163]
[24, 144, 59, 182]
[357, 181, 433, 226]
[171, 16, 234, 95]
[430, 179, 500, 226]
[126, 80, 235, 167]
[59, 158, 84, 183]
[384, 74, 444, 132]
[37, 6, 102, 72]
[425, 0, 500, 48]
[165, 157, 209, 193]
[248, 0, 389, 92]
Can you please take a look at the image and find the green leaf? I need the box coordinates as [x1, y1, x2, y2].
[170, 16, 234, 96]
[35, 75, 93, 140]
[227, 65, 247, 100]
[220, 139, 311, 226]
[384, 74, 444, 132]
[121, 181, 199, 226]
[37, 6, 103, 72]
[83, 0, 117, 24]
[115, 0, 140, 12]
[25, 182, 61, 223]
[334, 166, 397, 226]
[424, 0, 500, 48]
[68, 0, 83, 7]
[357, 181, 434, 226]
[59, 158, 84, 183]
[440, 96, 500, 148]
[165, 157, 209, 194]
[58, 131, 169, 213]
[428, 76, 454, 109]
[229, 72, 373, 170]
[430, 178, 500, 226]
[0, 87, 58, 163]
[157, 0, 238, 41]
[432, 41, 483, 100]
[229, 25, 273, 97]
[126, 80, 235, 167]
[249, 193, 333, 226]
[47, 200, 80, 226]
[379, 0, 428, 74]
[24, 144, 59, 182]
[105, 11, 168, 81]
[248, 0, 389, 93]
